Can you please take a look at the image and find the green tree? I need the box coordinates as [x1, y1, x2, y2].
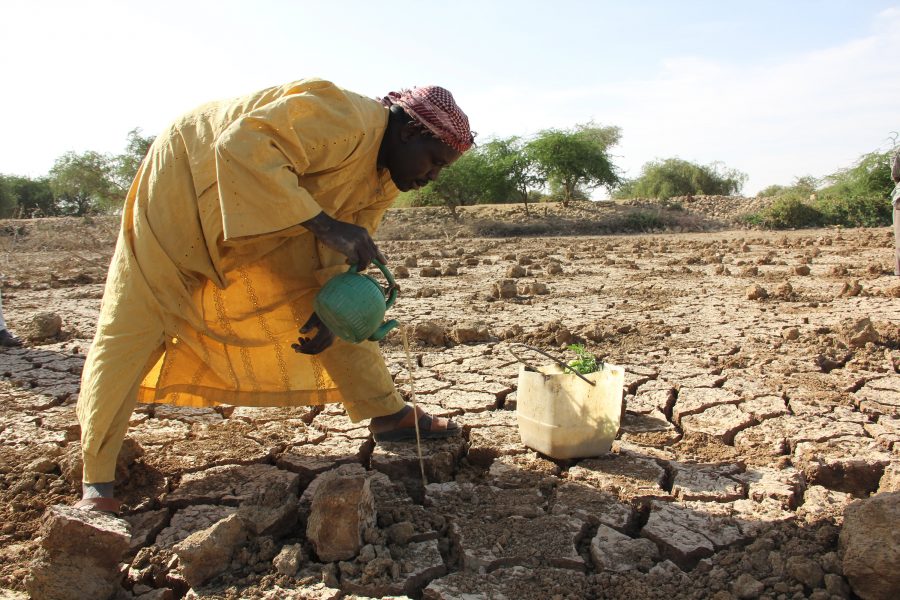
[410, 141, 527, 214]
[481, 136, 542, 215]
[413, 150, 495, 216]
[616, 158, 747, 200]
[111, 128, 154, 193]
[526, 123, 621, 206]
[48, 151, 119, 215]
[0, 175, 56, 217]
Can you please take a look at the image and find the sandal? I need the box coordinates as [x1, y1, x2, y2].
[74, 497, 122, 516]
[371, 405, 460, 442]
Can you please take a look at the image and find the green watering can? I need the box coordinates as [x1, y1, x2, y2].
[313, 259, 399, 343]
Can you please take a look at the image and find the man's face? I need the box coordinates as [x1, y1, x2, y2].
[386, 128, 462, 192]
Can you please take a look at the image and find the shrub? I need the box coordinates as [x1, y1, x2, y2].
[615, 158, 746, 200]
[818, 194, 892, 227]
[620, 209, 665, 232]
[751, 197, 824, 229]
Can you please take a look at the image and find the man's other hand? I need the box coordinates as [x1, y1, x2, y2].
[292, 312, 335, 355]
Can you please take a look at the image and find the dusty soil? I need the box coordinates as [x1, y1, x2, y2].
[0, 208, 898, 600]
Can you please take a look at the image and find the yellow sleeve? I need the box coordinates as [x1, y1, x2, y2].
[214, 91, 356, 243]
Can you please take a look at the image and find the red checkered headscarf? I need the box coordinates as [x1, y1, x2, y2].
[381, 86, 475, 153]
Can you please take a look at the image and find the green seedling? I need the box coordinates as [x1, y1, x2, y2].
[565, 343, 600, 375]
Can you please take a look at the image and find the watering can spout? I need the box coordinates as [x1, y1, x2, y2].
[369, 319, 400, 341]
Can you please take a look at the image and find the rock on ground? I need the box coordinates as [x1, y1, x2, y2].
[306, 469, 376, 561]
[26, 505, 131, 600]
[839, 492, 900, 600]
[173, 513, 249, 588]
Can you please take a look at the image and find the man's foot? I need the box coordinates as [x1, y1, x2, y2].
[74, 497, 122, 516]
[75, 481, 121, 515]
[0, 329, 21, 347]
[369, 404, 460, 442]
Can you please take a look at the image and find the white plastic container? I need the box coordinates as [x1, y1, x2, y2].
[516, 363, 624, 459]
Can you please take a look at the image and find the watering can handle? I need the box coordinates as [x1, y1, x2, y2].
[349, 260, 398, 309]
[508, 343, 597, 386]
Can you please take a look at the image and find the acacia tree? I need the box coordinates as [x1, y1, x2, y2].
[413, 143, 519, 215]
[526, 123, 621, 206]
[111, 128, 155, 193]
[412, 150, 492, 216]
[615, 158, 747, 200]
[48, 151, 119, 215]
[481, 136, 542, 215]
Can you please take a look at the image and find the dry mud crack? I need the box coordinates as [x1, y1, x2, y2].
[1, 224, 899, 599]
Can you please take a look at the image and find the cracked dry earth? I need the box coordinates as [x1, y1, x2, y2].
[1, 224, 899, 600]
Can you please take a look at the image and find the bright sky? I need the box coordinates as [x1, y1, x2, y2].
[2, 0, 899, 196]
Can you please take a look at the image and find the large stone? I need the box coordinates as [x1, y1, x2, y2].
[23, 312, 63, 342]
[414, 322, 448, 346]
[306, 471, 375, 561]
[839, 492, 900, 600]
[492, 279, 518, 299]
[173, 513, 249, 588]
[26, 505, 132, 600]
[155, 504, 236, 549]
[451, 322, 492, 344]
[273, 543, 305, 577]
[838, 317, 880, 349]
[786, 555, 824, 589]
[732, 573, 765, 599]
[590, 524, 659, 572]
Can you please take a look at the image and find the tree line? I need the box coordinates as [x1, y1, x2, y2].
[0, 129, 154, 218]
[1, 123, 895, 230]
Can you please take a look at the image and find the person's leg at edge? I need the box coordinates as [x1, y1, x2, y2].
[893, 202, 900, 276]
[76, 230, 167, 509]
[77, 335, 164, 505]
